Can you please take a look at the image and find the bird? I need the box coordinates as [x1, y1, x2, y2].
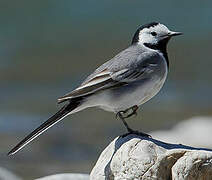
[8, 22, 182, 156]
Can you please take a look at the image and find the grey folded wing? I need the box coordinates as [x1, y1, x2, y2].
[58, 51, 160, 103]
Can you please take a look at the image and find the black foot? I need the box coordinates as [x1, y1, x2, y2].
[121, 130, 152, 138]
[116, 107, 151, 139]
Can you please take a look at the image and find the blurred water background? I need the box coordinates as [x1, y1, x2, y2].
[0, 0, 212, 179]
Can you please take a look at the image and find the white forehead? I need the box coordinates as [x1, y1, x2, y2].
[140, 23, 170, 34]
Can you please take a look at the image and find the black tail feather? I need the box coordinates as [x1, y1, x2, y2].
[8, 100, 80, 156]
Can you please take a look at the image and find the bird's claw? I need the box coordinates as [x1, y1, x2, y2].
[121, 130, 152, 138]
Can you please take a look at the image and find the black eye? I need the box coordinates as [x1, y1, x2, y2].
[151, 32, 157, 36]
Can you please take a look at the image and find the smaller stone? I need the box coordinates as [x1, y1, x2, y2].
[0, 167, 22, 180]
[35, 173, 89, 180]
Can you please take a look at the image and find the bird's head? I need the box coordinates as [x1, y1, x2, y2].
[132, 22, 182, 49]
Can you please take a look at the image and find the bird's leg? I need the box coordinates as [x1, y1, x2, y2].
[116, 111, 134, 132]
[119, 105, 138, 119]
[125, 105, 138, 118]
[116, 106, 151, 138]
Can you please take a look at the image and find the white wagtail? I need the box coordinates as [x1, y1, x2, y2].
[8, 22, 182, 155]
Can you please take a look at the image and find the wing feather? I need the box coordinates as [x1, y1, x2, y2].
[58, 51, 161, 104]
[58, 69, 123, 103]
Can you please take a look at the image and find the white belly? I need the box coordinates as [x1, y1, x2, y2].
[85, 67, 167, 113]
[80, 50, 168, 113]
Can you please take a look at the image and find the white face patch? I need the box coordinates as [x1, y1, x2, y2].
[138, 24, 170, 46]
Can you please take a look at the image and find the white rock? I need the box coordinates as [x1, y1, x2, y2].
[90, 134, 212, 180]
[151, 116, 212, 148]
[35, 173, 89, 180]
[0, 167, 22, 180]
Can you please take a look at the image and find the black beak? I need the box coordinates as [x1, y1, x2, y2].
[168, 31, 183, 37]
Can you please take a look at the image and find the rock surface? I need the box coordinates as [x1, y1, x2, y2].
[36, 173, 89, 180]
[90, 134, 212, 180]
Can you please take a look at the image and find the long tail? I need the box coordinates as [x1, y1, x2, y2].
[8, 99, 80, 156]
